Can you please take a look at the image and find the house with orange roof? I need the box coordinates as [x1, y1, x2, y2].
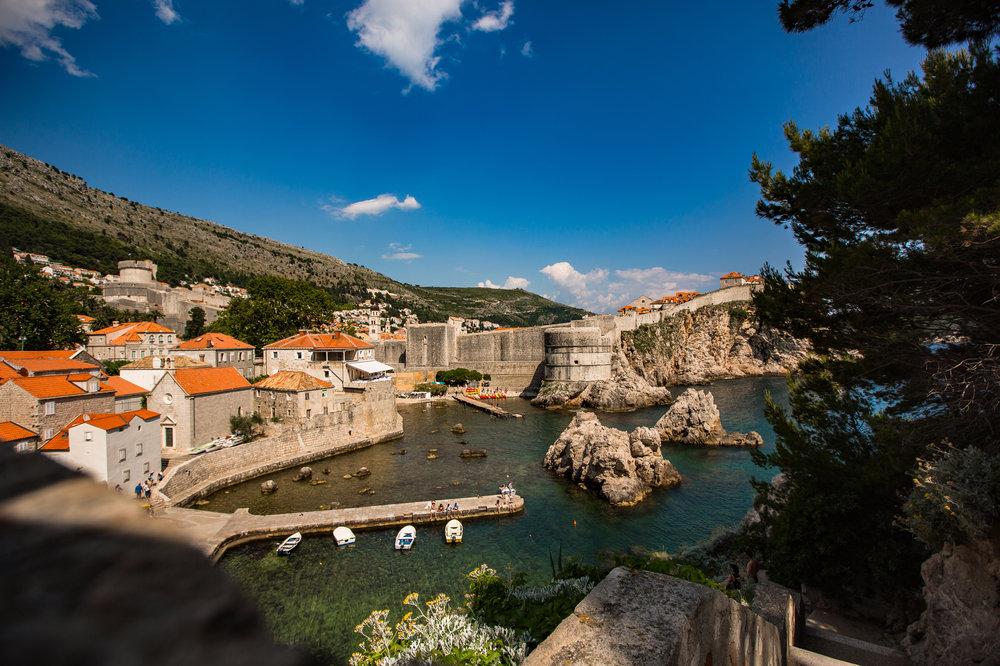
[102, 376, 149, 413]
[253, 371, 353, 424]
[40, 409, 161, 488]
[172, 332, 256, 378]
[0, 421, 40, 453]
[720, 272, 762, 289]
[263, 330, 391, 389]
[119, 355, 209, 391]
[86, 321, 178, 361]
[147, 366, 253, 455]
[0, 347, 100, 366]
[0, 374, 116, 443]
[0, 357, 101, 377]
[76, 314, 96, 333]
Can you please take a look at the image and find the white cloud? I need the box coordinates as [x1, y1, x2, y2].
[520, 39, 532, 57]
[382, 242, 422, 260]
[324, 193, 421, 220]
[540, 261, 608, 299]
[478, 275, 529, 290]
[539, 261, 716, 313]
[153, 0, 179, 25]
[0, 0, 97, 77]
[346, 0, 463, 92]
[471, 1, 512, 32]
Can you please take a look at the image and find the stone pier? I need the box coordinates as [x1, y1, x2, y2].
[452, 394, 518, 418]
[154, 493, 525, 559]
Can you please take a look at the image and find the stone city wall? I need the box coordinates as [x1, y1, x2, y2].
[159, 383, 402, 505]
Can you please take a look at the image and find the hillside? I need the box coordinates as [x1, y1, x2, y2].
[0, 146, 588, 327]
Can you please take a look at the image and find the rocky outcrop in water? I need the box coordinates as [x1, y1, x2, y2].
[621, 303, 807, 386]
[260, 480, 277, 494]
[543, 412, 681, 506]
[532, 353, 672, 412]
[655, 389, 762, 447]
[904, 537, 1000, 665]
[292, 467, 312, 482]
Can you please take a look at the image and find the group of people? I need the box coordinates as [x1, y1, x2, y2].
[722, 554, 762, 591]
[112, 472, 164, 501]
[428, 500, 460, 515]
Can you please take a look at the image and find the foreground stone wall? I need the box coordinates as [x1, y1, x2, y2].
[525, 567, 782, 666]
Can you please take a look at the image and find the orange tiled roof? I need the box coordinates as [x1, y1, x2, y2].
[721, 271, 744, 279]
[40, 409, 160, 452]
[5, 358, 99, 374]
[8, 375, 112, 399]
[0, 363, 21, 383]
[91, 321, 174, 336]
[102, 376, 149, 397]
[263, 331, 373, 351]
[77, 314, 96, 323]
[0, 421, 37, 443]
[745, 275, 763, 283]
[254, 371, 333, 392]
[172, 367, 251, 396]
[0, 350, 79, 360]
[177, 332, 254, 350]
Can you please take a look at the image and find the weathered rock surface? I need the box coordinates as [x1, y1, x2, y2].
[904, 537, 1000, 665]
[354, 467, 371, 478]
[655, 388, 763, 447]
[543, 412, 681, 506]
[450, 423, 466, 434]
[524, 567, 782, 666]
[621, 303, 807, 386]
[259, 480, 277, 494]
[459, 448, 488, 459]
[291, 466, 312, 482]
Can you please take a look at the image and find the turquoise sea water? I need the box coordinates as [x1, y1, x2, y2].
[214, 376, 788, 664]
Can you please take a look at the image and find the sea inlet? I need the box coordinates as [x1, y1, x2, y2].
[208, 376, 788, 663]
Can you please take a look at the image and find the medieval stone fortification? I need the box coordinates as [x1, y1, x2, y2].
[377, 285, 800, 396]
[102, 260, 231, 332]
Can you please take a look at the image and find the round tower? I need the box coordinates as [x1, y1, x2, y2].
[543, 327, 612, 382]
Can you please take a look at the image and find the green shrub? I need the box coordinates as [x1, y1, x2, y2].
[435, 368, 484, 386]
[414, 382, 447, 396]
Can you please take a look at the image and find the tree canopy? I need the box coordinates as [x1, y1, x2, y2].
[210, 276, 349, 349]
[183, 306, 206, 340]
[0, 255, 85, 349]
[748, 45, 1000, 607]
[777, 0, 1000, 48]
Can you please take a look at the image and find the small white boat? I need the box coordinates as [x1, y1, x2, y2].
[276, 532, 302, 556]
[395, 525, 416, 550]
[445, 519, 463, 543]
[333, 526, 356, 546]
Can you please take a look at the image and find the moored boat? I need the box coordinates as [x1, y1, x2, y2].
[333, 526, 356, 546]
[276, 532, 302, 556]
[395, 525, 416, 550]
[445, 519, 463, 543]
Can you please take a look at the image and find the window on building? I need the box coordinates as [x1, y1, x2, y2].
[306, 409, 311, 419]
[43, 428, 53, 441]
[118, 448, 127, 462]
[237, 406, 243, 417]
[143, 462, 150, 474]
[323, 406, 329, 415]
[131, 350, 137, 359]
[163, 426, 174, 448]
[122, 469, 130, 483]
[272, 351, 278, 359]
[304, 392, 310, 401]
[135, 442, 143, 456]
[296, 351, 303, 360]
[324, 370, 330, 378]
[85, 431, 92, 441]
[44, 401, 55, 415]
[158, 335, 164, 343]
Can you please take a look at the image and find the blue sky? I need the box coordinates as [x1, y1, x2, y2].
[1, 1, 925, 312]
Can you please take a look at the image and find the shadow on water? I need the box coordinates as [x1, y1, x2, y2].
[215, 376, 788, 663]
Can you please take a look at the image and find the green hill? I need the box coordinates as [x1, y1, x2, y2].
[0, 146, 588, 327]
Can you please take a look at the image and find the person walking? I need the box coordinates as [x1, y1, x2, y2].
[134, 483, 142, 499]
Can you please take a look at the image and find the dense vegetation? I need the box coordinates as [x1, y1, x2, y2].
[209, 276, 352, 350]
[182, 306, 206, 339]
[0, 254, 85, 349]
[435, 368, 492, 386]
[748, 5, 1000, 620]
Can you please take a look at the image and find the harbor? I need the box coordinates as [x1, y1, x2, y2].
[452, 393, 521, 418]
[157, 493, 524, 559]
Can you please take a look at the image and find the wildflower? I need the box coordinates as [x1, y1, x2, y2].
[402, 592, 419, 606]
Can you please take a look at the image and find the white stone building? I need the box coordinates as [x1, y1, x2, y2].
[172, 332, 256, 378]
[39, 409, 161, 489]
[263, 331, 392, 389]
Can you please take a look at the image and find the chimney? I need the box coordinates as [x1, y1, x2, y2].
[112, 320, 119, 327]
[83, 414, 91, 422]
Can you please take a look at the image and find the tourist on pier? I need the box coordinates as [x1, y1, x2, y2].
[157, 471, 164, 482]
[428, 500, 435, 512]
[134, 483, 142, 499]
[437, 503, 444, 513]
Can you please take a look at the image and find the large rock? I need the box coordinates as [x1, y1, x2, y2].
[904, 537, 1000, 665]
[655, 388, 763, 447]
[524, 567, 782, 665]
[543, 412, 681, 506]
[620, 302, 808, 386]
[259, 480, 277, 494]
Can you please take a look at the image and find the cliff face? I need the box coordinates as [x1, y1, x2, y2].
[620, 303, 807, 386]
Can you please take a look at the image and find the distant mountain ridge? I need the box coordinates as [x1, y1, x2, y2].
[0, 146, 589, 327]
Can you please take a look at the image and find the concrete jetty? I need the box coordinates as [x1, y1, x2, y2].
[452, 394, 520, 418]
[154, 493, 524, 559]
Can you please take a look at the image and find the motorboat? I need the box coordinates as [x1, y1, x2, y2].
[445, 519, 463, 543]
[395, 525, 416, 550]
[276, 532, 302, 556]
[333, 526, 356, 546]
